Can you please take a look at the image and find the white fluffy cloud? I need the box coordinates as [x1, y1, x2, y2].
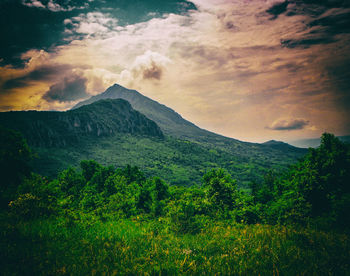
[21, 0, 87, 12]
[67, 12, 119, 35]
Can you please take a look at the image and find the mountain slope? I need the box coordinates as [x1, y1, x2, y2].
[0, 99, 163, 147]
[73, 84, 306, 157]
[73, 84, 228, 142]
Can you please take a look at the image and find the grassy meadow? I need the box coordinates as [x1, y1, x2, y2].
[2, 216, 349, 275]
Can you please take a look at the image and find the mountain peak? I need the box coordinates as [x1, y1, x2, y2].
[72, 83, 206, 140]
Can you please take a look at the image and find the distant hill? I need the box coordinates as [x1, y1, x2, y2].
[262, 140, 306, 153]
[289, 136, 350, 148]
[0, 99, 163, 147]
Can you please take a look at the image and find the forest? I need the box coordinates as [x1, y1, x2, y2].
[1, 127, 349, 275]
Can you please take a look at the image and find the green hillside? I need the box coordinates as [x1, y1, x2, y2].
[30, 133, 302, 187]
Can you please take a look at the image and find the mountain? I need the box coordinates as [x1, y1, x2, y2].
[73, 83, 215, 141]
[289, 136, 350, 148]
[73, 84, 306, 157]
[0, 99, 163, 147]
[0, 84, 308, 186]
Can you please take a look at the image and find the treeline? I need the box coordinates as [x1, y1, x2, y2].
[1, 126, 349, 232]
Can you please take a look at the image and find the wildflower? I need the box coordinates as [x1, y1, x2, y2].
[183, 249, 193, 255]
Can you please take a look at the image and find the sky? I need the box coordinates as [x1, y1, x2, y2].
[0, 0, 349, 143]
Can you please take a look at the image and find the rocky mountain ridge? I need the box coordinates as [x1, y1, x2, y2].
[0, 99, 163, 147]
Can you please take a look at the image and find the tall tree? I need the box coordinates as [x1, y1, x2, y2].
[0, 126, 32, 206]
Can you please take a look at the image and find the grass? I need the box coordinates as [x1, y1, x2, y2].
[1, 214, 349, 275]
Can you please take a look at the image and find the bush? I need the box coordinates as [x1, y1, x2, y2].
[169, 200, 203, 234]
[8, 193, 50, 219]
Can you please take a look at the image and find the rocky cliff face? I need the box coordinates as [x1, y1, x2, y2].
[0, 99, 163, 147]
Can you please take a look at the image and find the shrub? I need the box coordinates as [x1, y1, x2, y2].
[8, 193, 50, 219]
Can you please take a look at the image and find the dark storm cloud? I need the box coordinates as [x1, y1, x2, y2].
[42, 75, 89, 102]
[2, 64, 72, 90]
[0, 0, 72, 66]
[281, 37, 336, 48]
[308, 11, 350, 35]
[267, 0, 350, 18]
[266, 0, 350, 47]
[266, 1, 289, 19]
[267, 119, 309, 131]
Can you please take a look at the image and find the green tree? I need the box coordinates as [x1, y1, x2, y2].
[304, 133, 350, 216]
[0, 126, 32, 206]
[203, 169, 237, 211]
[136, 183, 153, 213]
[119, 165, 146, 185]
[80, 160, 102, 182]
[88, 165, 115, 193]
[261, 133, 350, 226]
[57, 167, 84, 195]
[105, 174, 139, 217]
[143, 177, 169, 216]
[250, 170, 277, 204]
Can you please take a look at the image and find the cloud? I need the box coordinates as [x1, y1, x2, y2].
[2, 64, 72, 90]
[41, 1, 350, 139]
[267, 118, 309, 131]
[266, 1, 289, 19]
[22, 0, 45, 9]
[141, 61, 163, 80]
[1, 0, 350, 141]
[21, 0, 87, 12]
[68, 12, 119, 35]
[42, 75, 89, 102]
[281, 37, 336, 48]
[265, 1, 350, 47]
[131, 51, 171, 81]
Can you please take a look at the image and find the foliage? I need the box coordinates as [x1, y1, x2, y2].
[8, 193, 51, 219]
[31, 133, 305, 188]
[203, 168, 238, 211]
[252, 133, 350, 228]
[0, 126, 32, 207]
[1, 132, 349, 274]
